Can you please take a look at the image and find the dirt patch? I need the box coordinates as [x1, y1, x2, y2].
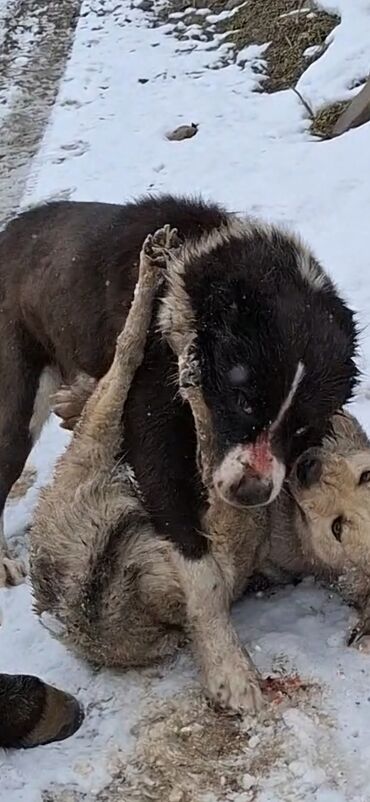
[45, 681, 316, 802]
[8, 466, 37, 500]
[121, 692, 261, 801]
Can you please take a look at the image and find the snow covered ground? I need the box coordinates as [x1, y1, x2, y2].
[1, 0, 370, 799]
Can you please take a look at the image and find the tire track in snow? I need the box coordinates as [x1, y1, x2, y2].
[0, 0, 82, 226]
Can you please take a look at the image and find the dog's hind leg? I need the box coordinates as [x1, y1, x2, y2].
[31, 227, 185, 667]
[0, 323, 47, 586]
[62, 227, 174, 474]
[0, 673, 83, 748]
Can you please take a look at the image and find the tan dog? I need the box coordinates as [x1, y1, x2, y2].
[30, 229, 370, 721]
[54, 373, 370, 644]
[263, 412, 370, 646]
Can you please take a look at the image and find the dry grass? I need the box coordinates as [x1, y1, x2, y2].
[310, 100, 350, 138]
[44, 683, 317, 802]
[158, 0, 340, 93]
[222, 0, 339, 92]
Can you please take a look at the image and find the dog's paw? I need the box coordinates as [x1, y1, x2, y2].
[0, 556, 27, 587]
[52, 377, 96, 430]
[143, 224, 181, 265]
[348, 621, 370, 654]
[52, 386, 82, 430]
[204, 650, 263, 715]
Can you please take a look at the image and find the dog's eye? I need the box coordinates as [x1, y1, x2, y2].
[331, 516, 343, 542]
[359, 470, 370, 485]
[236, 392, 252, 415]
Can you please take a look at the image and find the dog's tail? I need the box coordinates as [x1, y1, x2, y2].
[0, 673, 83, 748]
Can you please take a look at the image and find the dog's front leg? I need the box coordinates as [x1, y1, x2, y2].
[172, 348, 263, 714]
[172, 551, 263, 713]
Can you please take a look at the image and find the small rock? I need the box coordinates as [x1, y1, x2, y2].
[289, 760, 306, 778]
[169, 790, 184, 802]
[166, 123, 198, 141]
[190, 722, 203, 734]
[179, 725, 192, 737]
[143, 776, 156, 788]
[241, 773, 256, 790]
[248, 734, 260, 749]
[138, 78, 149, 84]
[137, 0, 153, 10]
[179, 721, 202, 735]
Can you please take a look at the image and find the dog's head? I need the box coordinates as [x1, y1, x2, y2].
[288, 414, 370, 573]
[160, 220, 358, 509]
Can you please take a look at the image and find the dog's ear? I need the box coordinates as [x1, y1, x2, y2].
[199, 281, 257, 333]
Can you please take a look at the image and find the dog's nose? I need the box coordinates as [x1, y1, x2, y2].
[25, 685, 84, 748]
[52, 695, 84, 744]
[296, 452, 322, 487]
[230, 474, 273, 507]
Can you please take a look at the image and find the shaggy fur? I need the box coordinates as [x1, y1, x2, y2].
[0, 673, 83, 748]
[31, 228, 263, 714]
[52, 371, 370, 647]
[31, 231, 369, 718]
[0, 194, 358, 584]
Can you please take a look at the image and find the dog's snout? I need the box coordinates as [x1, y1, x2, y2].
[53, 695, 84, 744]
[28, 686, 84, 748]
[215, 445, 285, 508]
[296, 453, 322, 488]
[230, 473, 273, 507]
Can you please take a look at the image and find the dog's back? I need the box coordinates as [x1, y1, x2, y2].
[0, 196, 227, 377]
[0, 194, 358, 590]
[0, 195, 229, 581]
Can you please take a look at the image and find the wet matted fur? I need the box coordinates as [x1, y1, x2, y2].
[31, 231, 369, 718]
[31, 227, 264, 714]
[0, 194, 358, 585]
[51, 370, 370, 650]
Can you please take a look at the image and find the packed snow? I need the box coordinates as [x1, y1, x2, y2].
[1, 0, 370, 799]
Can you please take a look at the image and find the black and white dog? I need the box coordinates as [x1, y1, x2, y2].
[0, 194, 357, 577]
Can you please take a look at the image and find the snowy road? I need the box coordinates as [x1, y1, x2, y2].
[0, 0, 81, 226]
[1, 0, 370, 800]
